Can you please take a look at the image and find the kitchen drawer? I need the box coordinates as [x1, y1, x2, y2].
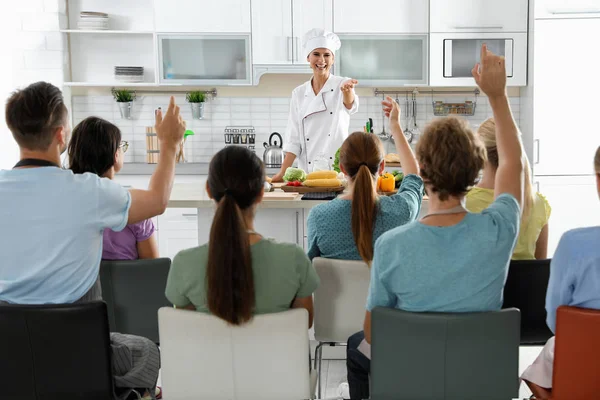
[430, 0, 528, 33]
[158, 229, 199, 260]
[158, 208, 199, 231]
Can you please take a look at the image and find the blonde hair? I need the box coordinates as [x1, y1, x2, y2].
[416, 117, 486, 201]
[339, 132, 385, 264]
[478, 118, 535, 222]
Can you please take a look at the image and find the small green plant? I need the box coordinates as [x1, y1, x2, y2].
[111, 88, 137, 103]
[186, 91, 206, 103]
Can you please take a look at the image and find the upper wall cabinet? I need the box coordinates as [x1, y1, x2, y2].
[154, 0, 251, 33]
[251, 0, 332, 65]
[536, 0, 600, 19]
[333, 0, 428, 33]
[430, 0, 528, 33]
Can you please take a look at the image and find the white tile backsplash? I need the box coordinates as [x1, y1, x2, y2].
[71, 94, 520, 164]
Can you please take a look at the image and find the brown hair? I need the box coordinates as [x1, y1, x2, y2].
[416, 117, 486, 201]
[68, 117, 121, 176]
[5, 81, 68, 151]
[595, 146, 600, 173]
[478, 118, 535, 222]
[340, 132, 384, 263]
[206, 146, 264, 325]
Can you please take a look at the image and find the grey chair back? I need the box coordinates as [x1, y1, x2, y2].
[100, 258, 172, 343]
[371, 307, 520, 400]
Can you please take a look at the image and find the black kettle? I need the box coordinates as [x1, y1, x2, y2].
[263, 132, 284, 168]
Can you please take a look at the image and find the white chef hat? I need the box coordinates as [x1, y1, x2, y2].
[303, 28, 341, 57]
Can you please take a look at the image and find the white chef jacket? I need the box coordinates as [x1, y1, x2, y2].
[283, 74, 359, 172]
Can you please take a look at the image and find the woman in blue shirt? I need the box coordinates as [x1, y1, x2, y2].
[522, 146, 600, 399]
[346, 45, 526, 400]
[307, 97, 423, 264]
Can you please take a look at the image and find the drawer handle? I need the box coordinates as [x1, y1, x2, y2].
[550, 9, 600, 15]
[182, 213, 198, 217]
[454, 26, 504, 29]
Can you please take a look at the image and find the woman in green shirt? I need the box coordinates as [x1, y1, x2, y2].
[165, 146, 319, 326]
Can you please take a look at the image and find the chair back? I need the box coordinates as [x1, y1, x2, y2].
[158, 307, 311, 400]
[100, 258, 171, 343]
[553, 306, 600, 400]
[502, 258, 553, 344]
[313, 257, 370, 342]
[0, 301, 113, 400]
[371, 307, 520, 400]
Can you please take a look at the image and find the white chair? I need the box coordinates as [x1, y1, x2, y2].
[312, 257, 371, 399]
[158, 307, 316, 400]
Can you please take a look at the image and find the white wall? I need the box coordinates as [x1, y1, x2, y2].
[0, 4, 19, 168]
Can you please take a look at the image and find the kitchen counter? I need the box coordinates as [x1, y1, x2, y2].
[120, 162, 282, 176]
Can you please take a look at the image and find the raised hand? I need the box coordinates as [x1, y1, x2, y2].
[472, 43, 507, 99]
[381, 96, 401, 125]
[155, 96, 186, 148]
[341, 79, 359, 93]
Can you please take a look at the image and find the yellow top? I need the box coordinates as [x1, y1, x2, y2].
[466, 187, 552, 260]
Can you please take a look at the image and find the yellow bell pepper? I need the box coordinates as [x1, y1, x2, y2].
[378, 172, 395, 192]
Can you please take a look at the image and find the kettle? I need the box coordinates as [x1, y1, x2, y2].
[263, 132, 284, 168]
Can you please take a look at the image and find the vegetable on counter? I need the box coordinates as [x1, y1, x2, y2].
[306, 170, 338, 180]
[283, 167, 307, 182]
[391, 170, 404, 188]
[285, 181, 303, 187]
[377, 172, 396, 192]
[303, 178, 342, 188]
[332, 148, 341, 173]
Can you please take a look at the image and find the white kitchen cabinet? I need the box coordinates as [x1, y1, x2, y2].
[534, 176, 600, 256]
[536, 0, 600, 20]
[154, 0, 251, 33]
[533, 18, 600, 176]
[251, 0, 332, 65]
[157, 208, 199, 260]
[333, 0, 428, 33]
[430, 0, 528, 33]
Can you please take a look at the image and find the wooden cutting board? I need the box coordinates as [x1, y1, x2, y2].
[281, 185, 345, 193]
[262, 192, 300, 200]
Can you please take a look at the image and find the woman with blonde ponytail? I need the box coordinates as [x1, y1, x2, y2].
[165, 146, 319, 327]
[466, 118, 552, 259]
[306, 97, 423, 264]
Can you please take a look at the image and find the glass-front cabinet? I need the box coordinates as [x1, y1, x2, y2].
[158, 34, 252, 85]
[336, 35, 428, 86]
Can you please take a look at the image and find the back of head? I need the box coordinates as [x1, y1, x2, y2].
[416, 117, 486, 201]
[340, 132, 384, 264]
[206, 146, 265, 325]
[595, 146, 600, 174]
[68, 117, 121, 176]
[477, 118, 535, 221]
[5, 82, 67, 151]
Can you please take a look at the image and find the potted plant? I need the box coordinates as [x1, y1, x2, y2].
[111, 88, 137, 120]
[186, 91, 206, 119]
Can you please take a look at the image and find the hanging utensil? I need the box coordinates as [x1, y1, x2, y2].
[403, 92, 413, 144]
[412, 90, 420, 142]
[377, 93, 390, 141]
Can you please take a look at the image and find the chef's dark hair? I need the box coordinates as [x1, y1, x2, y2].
[340, 132, 384, 264]
[206, 146, 265, 325]
[68, 117, 121, 176]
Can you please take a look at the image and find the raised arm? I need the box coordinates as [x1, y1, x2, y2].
[127, 97, 185, 224]
[382, 96, 419, 176]
[472, 44, 524, 208]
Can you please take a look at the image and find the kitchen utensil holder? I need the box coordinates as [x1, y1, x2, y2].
[145, 128, 159, 164]
[224, 126, 255, 145]
[432, 100, 476, 116]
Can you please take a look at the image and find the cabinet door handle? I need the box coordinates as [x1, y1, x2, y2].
[534, 139, 540, 165]
[454, 26, 504, 30]
[287, 37, 293, 61]
[295, 37, 300, 61]
[182, 213, 198, 218]
[295, 211, 299, 244]
[550, 9, 600, 14]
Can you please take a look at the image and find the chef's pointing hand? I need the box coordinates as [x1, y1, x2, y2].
[341, 79, 358, 93]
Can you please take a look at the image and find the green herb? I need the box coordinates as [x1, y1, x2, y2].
[186, 91, 206, 103]
[332, 148, 341, 173]
[111, 88, 136, 103]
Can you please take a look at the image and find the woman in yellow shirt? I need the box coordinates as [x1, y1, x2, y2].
[466, 118, 551, 260]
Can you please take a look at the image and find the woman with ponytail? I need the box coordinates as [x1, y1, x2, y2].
[165, 146, 319, 326]
[306, 97, 423, 264]
[466, 118, 551, 259]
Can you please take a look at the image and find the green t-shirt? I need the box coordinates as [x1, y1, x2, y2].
[165, 238, 320, 314]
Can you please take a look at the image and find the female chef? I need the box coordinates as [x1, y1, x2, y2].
[271, 28, 359, 181]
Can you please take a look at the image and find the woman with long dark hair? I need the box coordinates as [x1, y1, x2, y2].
[166, 146, 319, 326]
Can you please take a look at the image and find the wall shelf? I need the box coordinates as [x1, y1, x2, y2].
[60, 30, 154, 34]
[64, 82, 159, 87]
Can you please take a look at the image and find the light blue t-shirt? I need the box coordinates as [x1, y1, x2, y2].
[546, 226, 600, 333]
[0, 167, 131, 304]
[307, 174, 424, 261]
[367, 194, 520, 313]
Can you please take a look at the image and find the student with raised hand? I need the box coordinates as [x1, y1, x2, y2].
[467, 117, 551, 260]
[345, 44, 525, 400]
[69, 117, 158, 260]
[521, 147, 600, 400]
[307, 97, 423, 264]
[165, 146, 319, 327]
[0, 82, 185, 399]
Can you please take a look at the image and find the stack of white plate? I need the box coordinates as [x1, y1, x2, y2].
[77, 11, 109, 30]
[115, 66, 144, 82]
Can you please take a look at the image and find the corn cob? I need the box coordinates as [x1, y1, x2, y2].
[306, 170, 338, 180]
[303, 178, 341, 187]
